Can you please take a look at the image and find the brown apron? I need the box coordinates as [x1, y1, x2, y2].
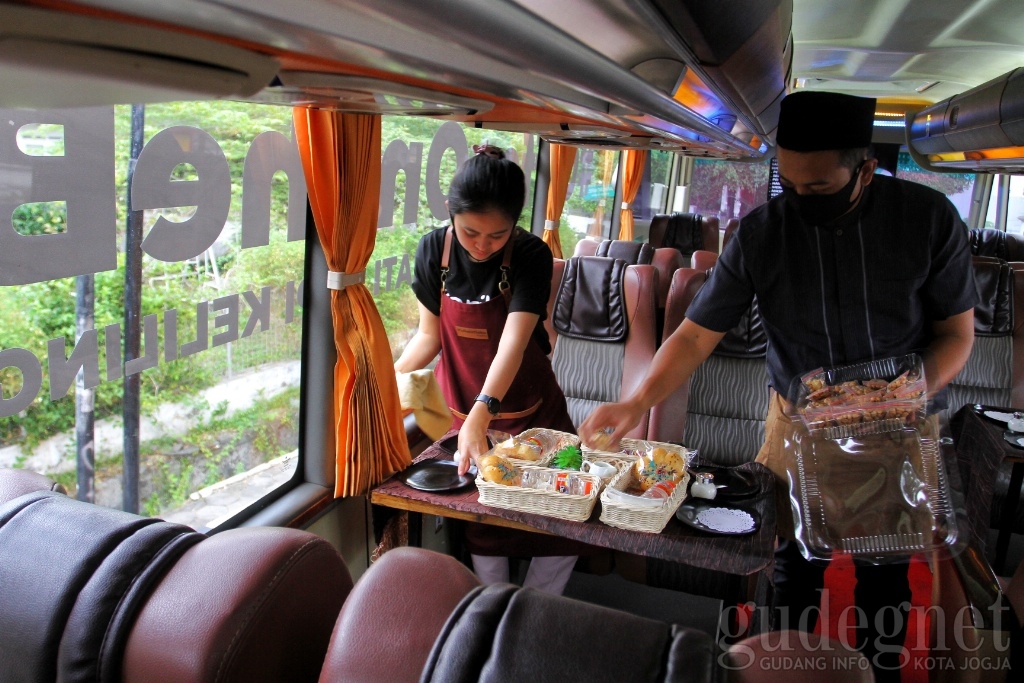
[434, 228, 586, 556]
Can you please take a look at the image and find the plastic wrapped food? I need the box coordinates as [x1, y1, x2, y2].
[796, 354, 927, 438]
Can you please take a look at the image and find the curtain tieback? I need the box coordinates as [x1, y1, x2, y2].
[621, 202, 630, 211]
[327, 270, 366, 290]
[543, 219, 558, 231]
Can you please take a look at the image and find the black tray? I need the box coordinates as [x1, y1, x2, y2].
[676, 501, 760, 535]
[975, 404, 1018, 426]
[396, 460, 476, 492]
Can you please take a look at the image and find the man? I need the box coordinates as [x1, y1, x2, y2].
[580, 91, 976, 681]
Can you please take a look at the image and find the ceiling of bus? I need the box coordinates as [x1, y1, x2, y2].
[792, 0, 1024, 106]
[3, 0, 1024, 161]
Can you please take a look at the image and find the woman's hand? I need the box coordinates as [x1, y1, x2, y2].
[579, 400, 645, 451]
[456, 405, 493, 475]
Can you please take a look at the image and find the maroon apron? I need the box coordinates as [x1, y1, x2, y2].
[434, 228, 589, 556]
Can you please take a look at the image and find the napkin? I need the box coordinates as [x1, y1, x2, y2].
[396, 369, 453, 441]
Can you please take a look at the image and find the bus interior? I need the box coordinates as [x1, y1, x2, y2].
[2, 0, 1024, 681]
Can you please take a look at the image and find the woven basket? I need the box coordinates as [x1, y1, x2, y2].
[493, 428, 580, 468]
[599, 467, 690, 533]
[583, 437, 687, 461]
[476, 465, 602, 522]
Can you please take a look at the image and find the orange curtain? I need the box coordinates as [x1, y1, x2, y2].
[617, 149, 648, 242]
[542, 143, 578, 259]
[293, 109, 411, 497]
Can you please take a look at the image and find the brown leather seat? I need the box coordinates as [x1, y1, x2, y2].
[550, 256, 659, 437]
[648, 267, 769, 465]
[690, 249, 718, 270]
[573, 237, 600, 257]
[544, 257, 567, 354]
[723, 218, 740, 250]
[970, 227, 1024, 262]
[318, 547, 481, 683]
[649, 212, 720, 257]
[0, 468, 351, 683]
[0, 467, 66, 503]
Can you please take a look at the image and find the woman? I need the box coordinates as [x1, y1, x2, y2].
[395, 144, 580, 593]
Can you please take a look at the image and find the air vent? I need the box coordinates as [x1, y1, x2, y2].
[252, 71, 494, 116]
[0, 6, 279, 108]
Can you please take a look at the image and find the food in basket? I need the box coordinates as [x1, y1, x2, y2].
[552, 444, 583, 470]
[492, 438, 543, 461]
[479, 455, 521, 486]
[634, 445, 686, 492]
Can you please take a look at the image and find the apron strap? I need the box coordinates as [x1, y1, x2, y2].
[498, 228, 517, 306]
[450, 398, 543, 421]
[440, 226, 453, 294]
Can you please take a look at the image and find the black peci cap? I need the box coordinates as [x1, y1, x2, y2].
[776, 91, 876, 152]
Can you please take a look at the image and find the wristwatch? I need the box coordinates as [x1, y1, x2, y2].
[474, 393, 501, 416]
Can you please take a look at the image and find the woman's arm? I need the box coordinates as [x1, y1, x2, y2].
[458, 311, 538, 472]
[394, 302, 442, 373]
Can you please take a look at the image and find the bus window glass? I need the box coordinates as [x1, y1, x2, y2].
[374, 119, 538, 360]
[1007, 176, 1024, 235]
[896, 151, 976, 223]
[560, 149, 620, 249]
[0, 102, 305, 527]
[631, 150, 674, 222]
[688, 158, 770, 223]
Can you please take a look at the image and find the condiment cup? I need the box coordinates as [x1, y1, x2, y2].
[580, 459, 617, 479]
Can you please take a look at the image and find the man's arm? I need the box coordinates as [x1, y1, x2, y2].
[923, 308, 975, 396]
[579, 318, 725, 447]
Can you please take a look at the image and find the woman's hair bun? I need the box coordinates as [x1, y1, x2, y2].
[473, 143, 505, 160]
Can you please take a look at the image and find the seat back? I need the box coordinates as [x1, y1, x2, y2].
[0, 469, 351, 683]
[651, 247, 687, 343]
[0, 467, 66, 503]
[970, 227, 1024, 262]
[944, 256, 1024, 418]
[421, 582, 715, 683]
[595, 238, 653, 264]
[319, 547, 481, 683]
[649, 212, 720, 257]
[689, 249, 718, 270]
[544, 257, 567, 354]
[648, 268, 769, 466]
[572, 237, 600, 257]
[550, 256, 658, 437]
[722, 218, 740, 250]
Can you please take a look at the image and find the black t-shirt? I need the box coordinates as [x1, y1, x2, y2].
[686, 174, 978, 403]
[411, 226, 554, 354]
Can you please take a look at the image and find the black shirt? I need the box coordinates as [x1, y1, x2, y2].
[686, 174, 978, 403]
[412, 226, 554, 355]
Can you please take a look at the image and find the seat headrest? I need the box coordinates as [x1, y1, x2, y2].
[422, 584, 714, 683]
[595, 239, 653, 265]
[552, 256, 629, 342]
[972, 257, 1013, 336]
[970, 228, 1024, 262]
[0, 491, 201, 683]
[0, 467, 67, 503]
[653, 212, 705, 256]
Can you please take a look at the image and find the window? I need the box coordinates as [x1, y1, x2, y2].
[561, 149, 620, 240]
[896, 152, 976, 223]
[688, 158, 770, 221]
[1008, 176, 1024, 235]
[1, 102, 305, 528]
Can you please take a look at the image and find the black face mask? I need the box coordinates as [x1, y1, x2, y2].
[783, 162, 864, 225]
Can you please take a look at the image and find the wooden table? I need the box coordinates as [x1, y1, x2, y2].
[370, 440, 778, 619]
[951, 405, 1024, 574]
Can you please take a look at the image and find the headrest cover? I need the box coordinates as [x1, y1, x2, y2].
[663, 213, 704, 257]
[716, 297, 767, 358]
[595, 240, 653, 265]
[553, 256, 628, 342]
[776, 91, 876, 151]
[971, 258, 1012, 336]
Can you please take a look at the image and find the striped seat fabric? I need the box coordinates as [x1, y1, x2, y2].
[647, 268, 769, 466]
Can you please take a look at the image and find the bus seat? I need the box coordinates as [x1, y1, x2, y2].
[970, 227, 1024, 262]
[725, 631, 872, 682]
[648, 268, 769, 467]
[0, 467, 66, 502]
[652, 248, 687, 342]
[690, 249, 718, 270]
[123, 526, 351, 683]
[0, 478, 351, 683]
[544, 257, 567, 355]
[318, 547, 481, 683]
[420, 582, 716, 683]
[649, 212, 720, 257]
[723, 218, 740, 251]
[572, 237, 600, 257]
[944, 256, 1024, 417]
[550, 257, 658, 436]
[595, 238, 654, 264]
